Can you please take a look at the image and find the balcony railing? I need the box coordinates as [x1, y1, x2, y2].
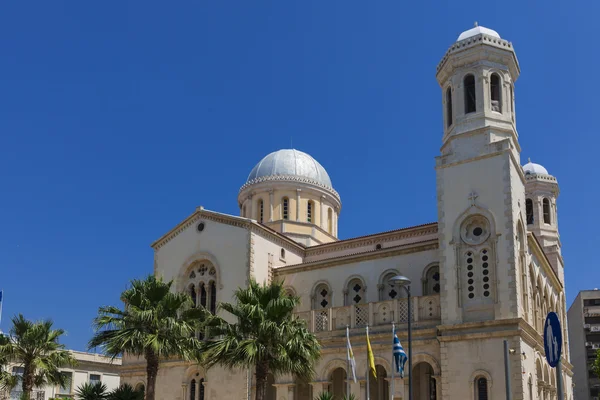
[584, 306, 600, 317]
[586, 324, 600, 333]
[296, 295, 441, 333]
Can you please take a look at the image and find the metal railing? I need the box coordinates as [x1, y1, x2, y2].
[295, 294, 441, 333]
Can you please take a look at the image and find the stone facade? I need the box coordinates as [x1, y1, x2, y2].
[120, 25, 574, 400]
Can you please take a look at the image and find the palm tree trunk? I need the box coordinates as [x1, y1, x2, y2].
[145, 348, 160, 400]
[21, 362, 34, 400]
[254, 362, 269, 400]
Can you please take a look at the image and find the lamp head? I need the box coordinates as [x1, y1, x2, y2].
[389, 275, 412, 286]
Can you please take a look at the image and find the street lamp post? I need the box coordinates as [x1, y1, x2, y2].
[389, 275, 412, 400]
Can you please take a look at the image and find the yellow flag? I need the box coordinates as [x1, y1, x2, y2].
[366, 326, 377, 379]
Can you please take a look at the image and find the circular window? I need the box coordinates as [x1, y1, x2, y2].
[376, 244, 382, 250]
[482, 263, 489, 268]
[467, 257, 473, 263]
[468, 293, 475, 299]
[461, 216, 491, 245]
[483, 284, 490, 290]
[484, 291, 490, 297]
[467, 265, 473, 271]
[468, 286, 474, 292]
[483, 270, 489, 276]
[468, 279, 474, 284]
[482, 255, 488, 261]
[197, 222, 205, 232]
[483, 276, 489, 282]
[468, 272, 474, 277]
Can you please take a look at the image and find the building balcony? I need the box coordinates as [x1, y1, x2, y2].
[585, 324, 600, 332]
[585, 306, 600, 317]
[295, 294, 441, 333]
[585, 341, 600, 350]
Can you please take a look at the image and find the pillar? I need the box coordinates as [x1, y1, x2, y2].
[310, 382, 329, 398]
[296, 189, 302, 221]
[320, 196, 326, 229]
[269, 189, 274, 222]
[247, 194, 253, 220]
[181, 384, 187, 400]
[359, 380, 367, 400]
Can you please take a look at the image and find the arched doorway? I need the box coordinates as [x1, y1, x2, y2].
[368, 365, 389, 400]
[413, 362, 436, 400]
[328, 368, 347, 398]
[265, 373, 276, 400]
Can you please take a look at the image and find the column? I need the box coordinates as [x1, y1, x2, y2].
[201, 380, 208, 400]
[433, 375, 441, 400]
[296, 189, 302, 221]
[321, 196, 326, 229]
[287, 384, 295, 400]
[269, 189, 274, 222]
[181, 384, 187, 400]
[247, 194, 253, 220]
[359, 380, 367, 400]
[310, 382, 329, 397]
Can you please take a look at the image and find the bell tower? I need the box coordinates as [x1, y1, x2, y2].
[435, 24, 527, 324]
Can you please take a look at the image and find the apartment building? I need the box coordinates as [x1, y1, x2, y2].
[568, 289, 600, 400]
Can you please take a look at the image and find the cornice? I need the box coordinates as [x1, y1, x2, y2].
[436, 33, 520, 83]
[305, 223, 437, 257]
[151, 208, 305, 256]
[275, 239, 438, 275]
[239, 175, 341, 203]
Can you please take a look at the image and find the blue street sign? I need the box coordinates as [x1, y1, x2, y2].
[544, 312, 562, 368]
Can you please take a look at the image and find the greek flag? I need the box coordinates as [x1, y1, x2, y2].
[393, 329, 408, 378]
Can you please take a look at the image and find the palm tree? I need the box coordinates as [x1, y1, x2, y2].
[108, 383, 144, 400]
[75, 381, 108, 400]
[89, 275, 204, 400]
[199, 279, 321, 400]
[0, 314, 77, 400]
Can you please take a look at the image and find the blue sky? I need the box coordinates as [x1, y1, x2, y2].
[0, 1, 598, 351]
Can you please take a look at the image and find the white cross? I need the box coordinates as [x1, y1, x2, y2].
[468, 191, 478, 206]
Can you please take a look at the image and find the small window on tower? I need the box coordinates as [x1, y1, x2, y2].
[258, 199, 264, 223]
[490, 73, 501, 113]
[282, 197, 289, 220]
[307, 201, 314, 223]
[446, 87, 453, 127]
[526, 199, 534, 225]
[464, 74, 476, 114]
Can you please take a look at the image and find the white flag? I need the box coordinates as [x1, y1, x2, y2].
[346, 326, 357, 383]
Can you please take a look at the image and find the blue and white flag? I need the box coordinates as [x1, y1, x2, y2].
[393, 329, 408, 378]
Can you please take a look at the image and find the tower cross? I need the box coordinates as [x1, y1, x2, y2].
[468, 191, 478, 206]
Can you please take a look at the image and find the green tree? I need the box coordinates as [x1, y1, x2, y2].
[593, 348, 600, 379]
[0, 314, 77, 400]
[108, 383, 145, 400]
[75, 381, 108, 400]
[89, 275, 204, 400]
[199, 279, 321, 400]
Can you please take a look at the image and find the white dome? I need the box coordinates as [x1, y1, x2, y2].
[457, 25, 501, 42]
[523, 161, 549, 175]
[246, 149, 333, 188]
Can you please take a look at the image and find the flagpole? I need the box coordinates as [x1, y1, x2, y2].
[366, 325, 370, 400]
[346, 326, 350, 397]
[391, 323, 395, 400]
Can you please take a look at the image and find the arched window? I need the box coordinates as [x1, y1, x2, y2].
[464, 74, 476, 114]
[475, 377, 488, 400]
[543, 198, 551, 224]
[135, 383, 145, 395]
[199, 378, 205, 400]
[327, 208, 333, 234]
[490, 73, 501, 113]
[280, 248, 285, 259]
[200, 283, 207, 308]
[190, 379, 196, 400]
[189, 284, 197, 307]
[313, 283, 331, 309]
[424, 265, 441, 295]
[446, 87, 453, 127]
[526, 199, 534, 225]
[307, 200, 314, 223]
[209, 281, 216, 314]
[346, 278, 366, 305]
[380, 272, 401, 301]
[258, 199, 264, 223]
[282, 197, 289, 220]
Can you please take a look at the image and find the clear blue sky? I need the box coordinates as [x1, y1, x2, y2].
[1, 1, 598, 351]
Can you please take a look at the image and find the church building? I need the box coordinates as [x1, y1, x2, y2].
[120, 25, 574, 400]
